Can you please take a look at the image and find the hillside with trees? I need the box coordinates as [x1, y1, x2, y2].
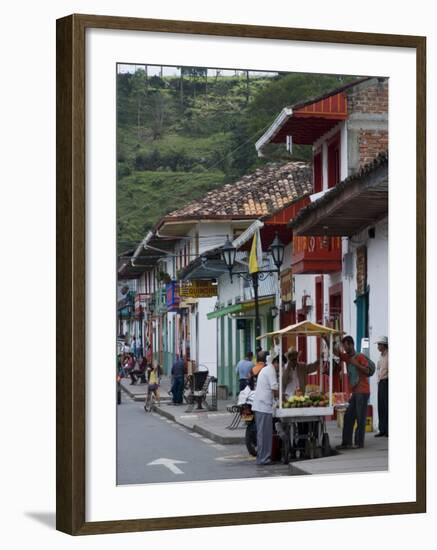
[117, 67, 359, 251]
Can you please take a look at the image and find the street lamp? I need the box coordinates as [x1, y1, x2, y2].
[221, 236, 237, 282]
[269, 231, 285, 273]
[221, 232, 285, 341]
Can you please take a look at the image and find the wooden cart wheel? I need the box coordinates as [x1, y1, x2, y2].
[322, 432, 331, 457]
[304, 437, 315, 460]
[281, 440, 290, 464]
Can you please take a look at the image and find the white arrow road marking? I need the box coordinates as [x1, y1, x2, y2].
[147, 458, 187, 475]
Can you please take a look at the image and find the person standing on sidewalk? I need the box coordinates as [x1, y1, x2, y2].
[335, 336, 371, 450]
[252, 353, 279, 465]
[235, 351, 254, 392]
[375, 336, 389, 437]
[171, 355, 185, 405]
[250, 350, 268, 389]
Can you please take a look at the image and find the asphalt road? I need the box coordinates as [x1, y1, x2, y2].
[117, 397, 290, 485]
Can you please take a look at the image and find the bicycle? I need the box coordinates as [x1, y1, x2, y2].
[144, 383, 159, 412]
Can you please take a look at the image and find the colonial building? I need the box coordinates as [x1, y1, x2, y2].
[118, 161, 311, 378]
[178, 161, 312, 396]
[255, 76, 389, 402]
[289, 152, 388, 421]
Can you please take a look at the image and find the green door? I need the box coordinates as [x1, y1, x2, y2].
[219, 316, 225, 386]
[244, 320, 255, 356]
[355, 291, 369, 352]
[227, 317, 234, 396]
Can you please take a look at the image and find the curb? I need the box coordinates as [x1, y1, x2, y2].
[119, 383, 144, 401]
[153, 405, 245, 445]
[120, 383, 172, 403]
[288, 464, 312, 475]
[192, 424, 244, 445]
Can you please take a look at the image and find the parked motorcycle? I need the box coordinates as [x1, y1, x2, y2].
[238, 386, 283, 460]
[237, 386, 257, 456]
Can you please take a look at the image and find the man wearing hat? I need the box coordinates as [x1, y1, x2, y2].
[375, 336, 389, 437]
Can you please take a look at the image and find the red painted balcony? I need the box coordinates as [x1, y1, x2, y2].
[291, 236, 342, 274]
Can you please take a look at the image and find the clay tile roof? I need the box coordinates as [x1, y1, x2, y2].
[164, 161, 312, 220]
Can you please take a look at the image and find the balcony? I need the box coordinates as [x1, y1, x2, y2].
[291, 236, 342, 274]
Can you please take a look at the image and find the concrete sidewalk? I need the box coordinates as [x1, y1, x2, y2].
[290, 423, 388, 475]
[119, 376, 388, 473]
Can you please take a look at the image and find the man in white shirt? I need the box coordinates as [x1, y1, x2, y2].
[375, 336, 389, 437]
[252, 353, 280, 465]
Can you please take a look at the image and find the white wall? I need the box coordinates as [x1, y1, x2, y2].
[342, 218, 388, 425]
[198, 221, 233, 254]
[218, 271, 242, 304]
[196, 297, 218, 376]
[367, 218, 389, 422]
[313, 121, 346, 190]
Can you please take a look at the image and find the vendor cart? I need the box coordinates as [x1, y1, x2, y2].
[257, 320, 342, 463]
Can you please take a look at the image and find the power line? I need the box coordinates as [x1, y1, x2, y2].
[116, 118, 278, 224]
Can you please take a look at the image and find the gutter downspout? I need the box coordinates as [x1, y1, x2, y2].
[255, 107, 293, 157]
[131, 231, 153, 267]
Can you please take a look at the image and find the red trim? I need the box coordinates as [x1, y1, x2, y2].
[327, 282, 344, 393]
[264, 196, 310, 225]
[329, 282, 343, 296]
[313, 151, 323, 193]
[315, 276, 324, 324]
[291, 260, 342, 274]
[297, 311, 307, 363]
[294, 92, 348, 119]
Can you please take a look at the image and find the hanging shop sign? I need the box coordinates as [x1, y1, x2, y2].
[165, 281, 180, 311]
[280, 268, 293, 302]
[356, 246, 367, 295]
[179, 280, 217, 298]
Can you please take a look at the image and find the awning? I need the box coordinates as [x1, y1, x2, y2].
[289, 153, 388, 236]
[256, 78, 370, 155]
[207, 296, 275, 320]
[257, 320, 342, 339]
[118, 231, 179, 279]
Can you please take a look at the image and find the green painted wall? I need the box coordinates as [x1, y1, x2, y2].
[219, 316, 225, 386]
[227, 317, 234, 396]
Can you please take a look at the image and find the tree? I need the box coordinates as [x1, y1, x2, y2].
[149, 90, 168, 140]
[130, 69, 148, 139]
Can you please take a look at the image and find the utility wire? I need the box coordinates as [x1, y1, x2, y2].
[116, 118, 279, 224]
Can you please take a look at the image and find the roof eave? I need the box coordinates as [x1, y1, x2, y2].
[290, 161, 388, 236]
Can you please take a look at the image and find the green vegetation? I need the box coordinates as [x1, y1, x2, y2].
[117, 68, 358, 250]
[117, 170, 225, 250]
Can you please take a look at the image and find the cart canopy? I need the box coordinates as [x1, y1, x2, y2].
[257, 320, 342, 340]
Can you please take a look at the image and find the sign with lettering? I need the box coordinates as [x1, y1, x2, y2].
[179, 280, 217, 298]
[280, 268, 292, 302]
[356, 246, 367, 295]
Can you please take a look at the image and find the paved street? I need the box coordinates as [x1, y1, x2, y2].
[117, 396, 290, 485]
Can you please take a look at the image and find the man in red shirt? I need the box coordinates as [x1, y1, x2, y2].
[335, 335, 370, 450]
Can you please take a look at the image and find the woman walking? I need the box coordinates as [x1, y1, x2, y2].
[147, 360, 163, 404]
